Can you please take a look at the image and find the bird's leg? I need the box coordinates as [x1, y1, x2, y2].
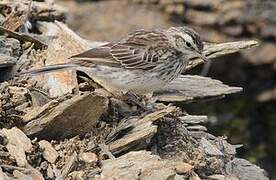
[123, 91, 146, 110]
[143, 93, 159, 111]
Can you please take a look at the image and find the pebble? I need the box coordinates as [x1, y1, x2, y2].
[39, 140, 59, 164]
[79, 152, 98, 164]
[175, 162, 194, 174]
[47, 164, 54, 179]
[208, 174, 226, 180]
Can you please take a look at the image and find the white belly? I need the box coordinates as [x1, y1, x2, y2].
[79, 66, 167, 95]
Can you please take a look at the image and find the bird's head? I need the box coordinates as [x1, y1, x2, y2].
[166, 27, 208, 62]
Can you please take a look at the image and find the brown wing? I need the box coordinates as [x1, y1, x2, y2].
[111, 29, 170, 70]
[69, 29, 170, 70]
[69, 43, 121, 68]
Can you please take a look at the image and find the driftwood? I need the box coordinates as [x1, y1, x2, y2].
[0, 26, 47, 49]
[97, 151, 193, 179]
[23, 92, 108, 140]
[186, 40, 259, 70]
[107, 106, 176, 155]
[155, 75, 242, 102]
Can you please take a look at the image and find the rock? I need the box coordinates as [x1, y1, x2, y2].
[0, 36, 21, 57]
[79, 152, 98, 164]
[175, 162, 194, 174]
[23, 92, 108, 140]
[0, 167, 9, 180]
[0, 127, 32, 167]
[13, 170, 31, 180]
[68, 171, 84, 180]
[39, 140, 59, 164]
[8, 86, 29, 106]
[189, 172, 201, 180]
[12, 165, 44, 180]
[26, 165, 45, 180]
[226, 158, 269, 180]
[0, 53, 16, 68]
[47, 165, 54, 179]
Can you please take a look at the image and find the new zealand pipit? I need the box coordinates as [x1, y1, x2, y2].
[22, 27, 207, 96]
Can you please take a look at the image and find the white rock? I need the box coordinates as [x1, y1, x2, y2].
[1, 127, 32, 167]
[79, 152, 98, 164]
[39, 140, 59, 164]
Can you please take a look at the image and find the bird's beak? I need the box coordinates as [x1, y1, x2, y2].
[196, 51, 208, 62]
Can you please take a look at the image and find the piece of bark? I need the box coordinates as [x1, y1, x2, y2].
[214, 138, 237, 156]
[31, 21, 93, 98]
[23, 92, 108, 140]
[226, 158, 269, 180]
[200, 138, 223, 156]
[22, 100, 59, 123]
[97, 151, 183, 180]
[178, 115, 208, 124]
[59, 152, 77, 180]
[0, 127, 32, 167]
[2, 12, 24, 31]
[187, 125, 207, 131]
[107, 106, 176, 155]
[0, 26, 47, 49]
[0, 0, 67, 22]
[186, 40, 259, 71]
[154, 75, 242, 102]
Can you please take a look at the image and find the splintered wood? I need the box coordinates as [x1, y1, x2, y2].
[155, 75, 242, 102]
[23, 92, 108, 140]
[30, 21, 92, 98]
[107, 106, 176, 155]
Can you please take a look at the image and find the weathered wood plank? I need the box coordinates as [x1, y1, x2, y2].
[107, 106, 176, 155]
[154, 75, 242, 102]
[23, 92, 108, 140]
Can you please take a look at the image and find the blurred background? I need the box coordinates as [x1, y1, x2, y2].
[56, 0, 276, 178]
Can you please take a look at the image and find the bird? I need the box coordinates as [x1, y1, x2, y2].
[21, 26, 207, 96]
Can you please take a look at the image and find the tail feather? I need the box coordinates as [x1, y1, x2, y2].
[19, 63, 77, 76]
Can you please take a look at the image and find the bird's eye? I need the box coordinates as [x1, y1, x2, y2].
[185, 42, 192, 48]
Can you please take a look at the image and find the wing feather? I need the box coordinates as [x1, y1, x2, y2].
[110, 29, 170, 70]
[68, 29, 171, 70]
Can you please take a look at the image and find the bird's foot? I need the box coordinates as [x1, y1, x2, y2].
[123, 91, 147, 111]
